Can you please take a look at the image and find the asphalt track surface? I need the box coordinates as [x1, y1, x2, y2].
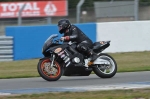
[0, 71, 150, 95]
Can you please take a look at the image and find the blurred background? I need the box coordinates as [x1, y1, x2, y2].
[0, 0, 150, 35]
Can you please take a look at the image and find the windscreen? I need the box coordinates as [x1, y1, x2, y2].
[42, 34, 58, 53]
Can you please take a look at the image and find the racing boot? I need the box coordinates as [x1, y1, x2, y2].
[88, 50, 99, 62]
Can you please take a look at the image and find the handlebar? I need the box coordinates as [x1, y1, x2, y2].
[54, 39, 77, 44]
[54, 39, 62, 44]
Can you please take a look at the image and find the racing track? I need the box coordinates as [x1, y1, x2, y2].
[0, 71, 150, 95]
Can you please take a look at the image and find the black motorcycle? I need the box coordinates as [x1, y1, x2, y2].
[37, 34, 117, 81]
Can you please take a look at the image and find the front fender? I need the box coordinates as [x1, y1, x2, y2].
[39, 56, 64, 67]
[39, 57, 51, 61]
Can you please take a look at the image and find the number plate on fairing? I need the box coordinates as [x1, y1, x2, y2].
[58, 50, 71, 67]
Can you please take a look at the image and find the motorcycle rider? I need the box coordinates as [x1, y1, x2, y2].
[58, 19, 99, 62]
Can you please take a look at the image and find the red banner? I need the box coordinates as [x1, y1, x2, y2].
[0, 1, 67, 18]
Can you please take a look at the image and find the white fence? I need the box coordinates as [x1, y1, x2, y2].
[97, 21, 150, 53]
[0, 36, 13, 61]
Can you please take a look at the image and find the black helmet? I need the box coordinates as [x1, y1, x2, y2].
[58, 19, 71, 34]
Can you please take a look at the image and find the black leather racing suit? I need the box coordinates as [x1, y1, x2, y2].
[62, 25, 93, 55]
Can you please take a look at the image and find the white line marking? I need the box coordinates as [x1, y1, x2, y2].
[66, 84, 150, 91]
[0, 92, 11, 96]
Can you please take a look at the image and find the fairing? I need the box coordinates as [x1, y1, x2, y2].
[42, 34, 58, 54]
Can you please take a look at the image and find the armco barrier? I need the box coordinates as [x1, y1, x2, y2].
[0, 36, 13, 61]
[5, 23, 96, 61]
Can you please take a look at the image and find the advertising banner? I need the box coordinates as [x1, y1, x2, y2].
[0, 1, 67, 18]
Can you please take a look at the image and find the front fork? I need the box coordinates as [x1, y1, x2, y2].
[50, 54, 55, 68]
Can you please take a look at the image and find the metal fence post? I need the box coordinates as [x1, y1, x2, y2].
[76, 0, 85, 23]
[134, 0, 139, 21]
[18, 4, 26, 26]
[47, 17, 52, 24]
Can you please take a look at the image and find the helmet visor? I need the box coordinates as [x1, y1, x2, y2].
[58, 25, 62, 31]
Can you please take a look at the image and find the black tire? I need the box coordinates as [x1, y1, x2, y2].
[93, 53, 117, 78]
[37, 58, 62, 81]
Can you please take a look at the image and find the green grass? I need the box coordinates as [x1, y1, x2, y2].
[110, 51, 150, 72]
[0, 59, 39, 79]
[0, 51, 150, 79]
[0, 88, 150, 99]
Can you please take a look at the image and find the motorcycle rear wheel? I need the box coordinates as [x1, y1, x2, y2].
[93, 53, 117, 78]
[37, 58, 62, 81]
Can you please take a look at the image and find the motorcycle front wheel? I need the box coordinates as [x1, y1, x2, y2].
[37, 58, 62, 81]
[93, 53, 117, 78]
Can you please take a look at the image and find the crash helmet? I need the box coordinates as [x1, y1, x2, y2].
[58, 19, 71, 34]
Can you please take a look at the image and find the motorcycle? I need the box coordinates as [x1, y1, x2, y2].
[37, 34, 117, 81]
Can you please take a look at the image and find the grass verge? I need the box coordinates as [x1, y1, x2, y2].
[0, 88, 150, 99]
[0, 51, 150, 79]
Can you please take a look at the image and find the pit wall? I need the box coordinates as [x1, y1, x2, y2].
[5, 21, 150, 61]
[5, 23, 96, 60]
[97, 21, 150, 53]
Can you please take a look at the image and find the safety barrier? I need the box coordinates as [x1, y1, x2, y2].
[5, 23, 96, 60]
[0, 36, 13, 61]
[5, 21, 150, 61]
